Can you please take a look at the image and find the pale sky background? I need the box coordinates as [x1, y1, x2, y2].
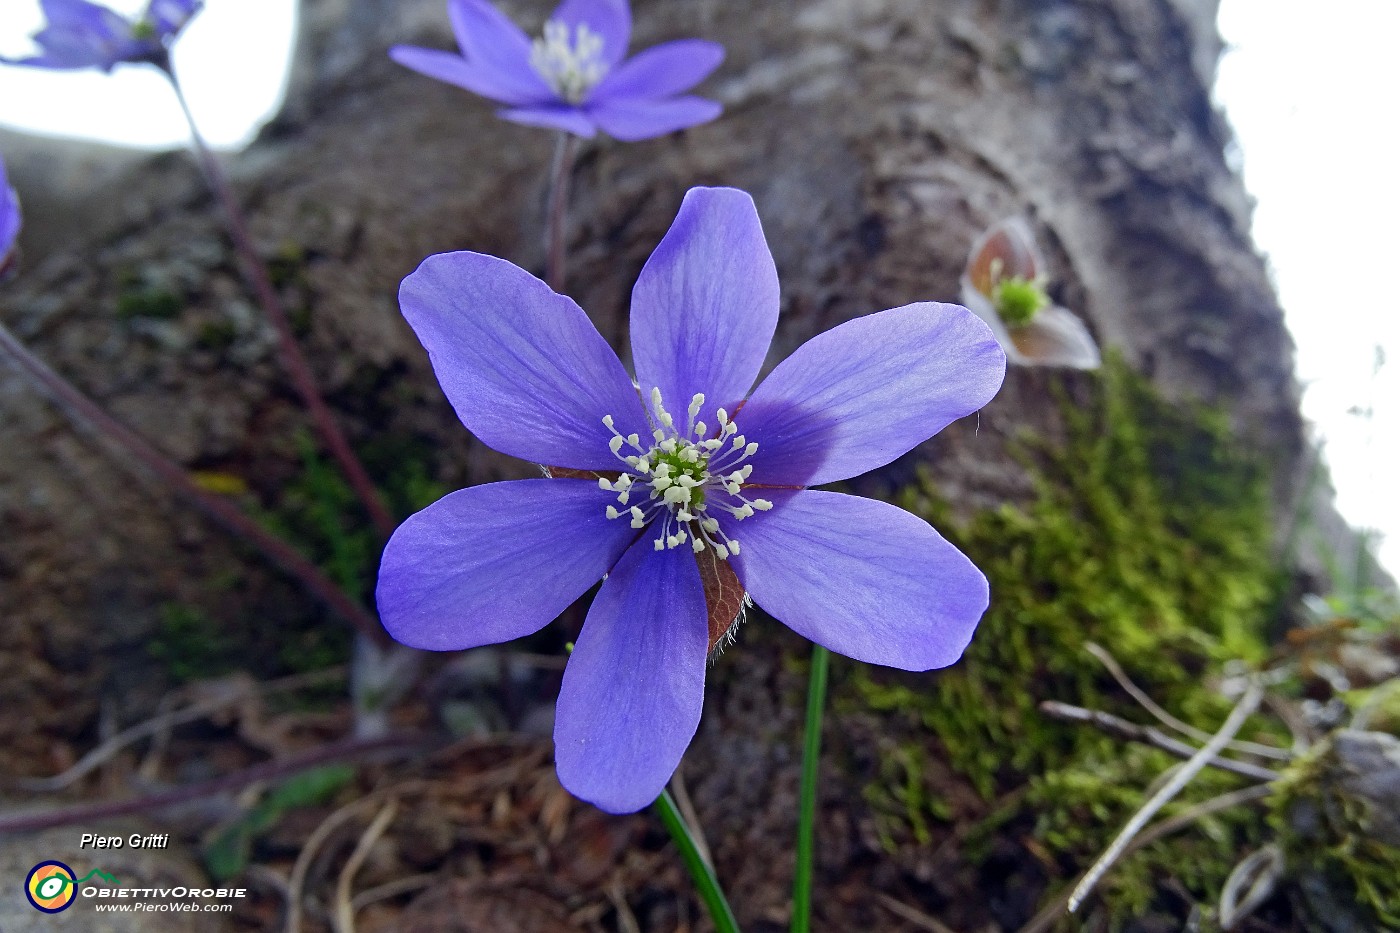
[0, 0, 1397, 579]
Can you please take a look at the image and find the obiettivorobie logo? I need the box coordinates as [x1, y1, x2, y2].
[24, 860, 121, 913]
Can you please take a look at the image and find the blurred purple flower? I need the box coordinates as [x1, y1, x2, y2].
[1, 0, 202, 73]
[1, 155, 20, 273]
[379, 187, 1005, 812]
[391, 0, 724, 141]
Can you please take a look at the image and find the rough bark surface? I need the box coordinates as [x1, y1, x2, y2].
[0, 0, 1366, 927]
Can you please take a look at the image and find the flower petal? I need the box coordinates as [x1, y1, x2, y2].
[399, 251, 648, 469]
[497, 103, 598, 137]
[376, 479, 635, 651]
[727, 490, 988, 671]
[592, 39, 724, 101]
[739, 302, 1006, 486]
[550, 0, 631, 66]
[555, 537, 709, 813]
[446, 0, 553, 102]
[586, 94, 721, 141]
[1008, 305, 1102, 370]
[390, 45, 548, 106]
[629, 187, 778, 423]
[957, 282, 1023, 364]
[0, 158, 20, 265]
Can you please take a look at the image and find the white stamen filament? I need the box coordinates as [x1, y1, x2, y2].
[599, 389, 767, 559]
[529, 21, 609, 103]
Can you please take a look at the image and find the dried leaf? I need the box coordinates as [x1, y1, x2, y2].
[697, 548, 747, 652]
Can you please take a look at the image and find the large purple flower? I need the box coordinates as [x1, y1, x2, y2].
[1, 155, 20, 273]
[390, 0, 724, 141]
[380, 187, 1006, 812]
[1, 0, 202, 72]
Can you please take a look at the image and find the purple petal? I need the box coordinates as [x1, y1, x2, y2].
[555, 538, 708, 813]
[497, 103, 598, 137]
[728, 490, 988, 671]
[629, 187, 778, 422]
[739, 302, 1006, 486]
[446, 0, 553, 103]
[144, 0, 202, 36]
[12, 0, 140, 71]
[551, 0, 631, 66]
[40, 0, 120, 28]
[390, 45, 548, 107]
[1, 159, 20, 265]
[585, 94, 721, 141]
[593, 40, 724, 101]
[398, 251, 649, 470]
[377, 479, 635, 651]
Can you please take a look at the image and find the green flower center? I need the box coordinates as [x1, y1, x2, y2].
[599, 389, 773, 559]
[992, 275, 1050, 328]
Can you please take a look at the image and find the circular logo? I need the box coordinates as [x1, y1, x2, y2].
[25, 861, 77, 913]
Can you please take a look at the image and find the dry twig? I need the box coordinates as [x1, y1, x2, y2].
[333, 797, 399, 933]
[1066, 678, 1265, 913]
[1085, 643, 1289, 761]
[1039, 701, 1280, 781]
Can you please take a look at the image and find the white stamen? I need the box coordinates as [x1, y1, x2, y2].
[529, 20, 608, 103]
[599, 394, 765, 559]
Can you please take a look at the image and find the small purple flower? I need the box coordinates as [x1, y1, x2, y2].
[390, 0, 724, 141]
[1, 155, 21, 273]
[380, 187, 1006, 812]
[1, 0, 202, 73]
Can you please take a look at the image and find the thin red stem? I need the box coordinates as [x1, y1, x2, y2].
[545, 132, 580, 293]
[165, 69, 397, 541]
[0, 320, 389, 647]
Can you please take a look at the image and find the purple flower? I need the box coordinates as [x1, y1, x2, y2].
[0, 155, 20, 273]
[1, 0, 202, 73]
[380, 187, 1006, 812]
[390, 0, 724, 141]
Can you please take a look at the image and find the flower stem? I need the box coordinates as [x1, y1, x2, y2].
[653, 789, 742, 933]
[545, 132, 579, 293]
[0, 319, 389, 647]
[163, 68, 397, 541]
[791, 643, 829, 933]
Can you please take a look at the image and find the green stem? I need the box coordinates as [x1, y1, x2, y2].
[791, 643, 829, 933]
[653, 789, 741, 933]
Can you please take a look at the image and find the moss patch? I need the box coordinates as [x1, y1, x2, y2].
[853, 357, 1286, 922]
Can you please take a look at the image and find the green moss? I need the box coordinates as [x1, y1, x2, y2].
[1269, 736, 1400, 928]
[195, 318, 238, 352]
[853, 356, 1285, 920]
[116, 285, 182, 320]
[149, 603, 239, 682]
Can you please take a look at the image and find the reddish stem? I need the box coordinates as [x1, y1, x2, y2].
[545, 132, 580, 293]
[0, 320, 389, 647]
[165, 69, 398, 541]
